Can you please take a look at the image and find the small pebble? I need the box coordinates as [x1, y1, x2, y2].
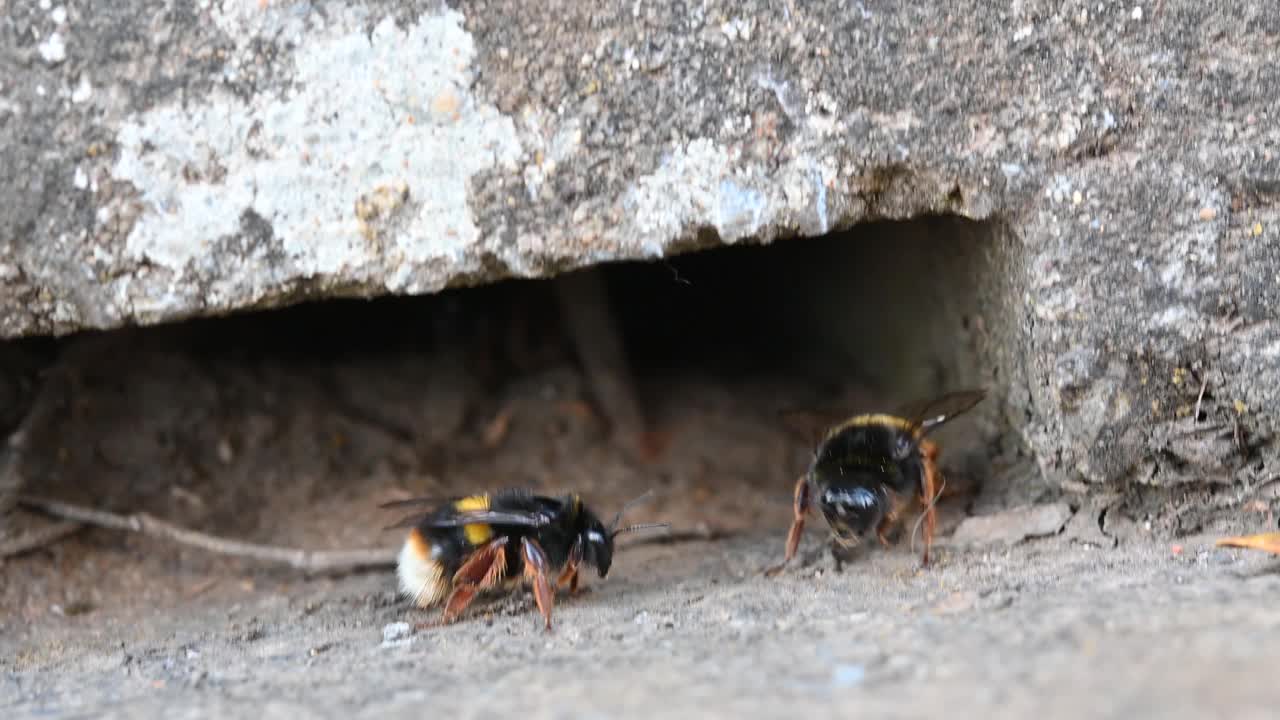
[380, 622, 413, 648]
[831, 663, 866, 688]
[71, 76, 92, 104]
[1130, 6, 1143, 20]
[38, 32, 66, 65]
[1198, 207, 1217, 221]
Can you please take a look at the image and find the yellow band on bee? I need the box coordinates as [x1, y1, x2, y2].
[455, 495, 494, 545]
[455, 495, 491, 512]
[825, 413, 917, 439]
[464, 523, 494, 544]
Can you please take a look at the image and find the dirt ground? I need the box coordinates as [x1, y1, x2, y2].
[2, 283, 1278, 719]
[5, 529, 1280, 719]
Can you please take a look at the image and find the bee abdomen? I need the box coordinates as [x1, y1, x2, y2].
[396, 528, 448, 608]
[823, 487, 879, 513]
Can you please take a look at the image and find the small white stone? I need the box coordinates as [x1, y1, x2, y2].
[381, 622, 412, 644]
[71, 75, 92, 103]
[51, 6, 67, 24]
[73, 166, 88, 190]
[1131, 6, 1143, 20]
[39, 0, 52, 10]
[38, 32, 67, 64]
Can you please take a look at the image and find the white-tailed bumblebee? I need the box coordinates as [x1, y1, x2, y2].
[764, 389, 987, 576]
[381, 489, 666, 630]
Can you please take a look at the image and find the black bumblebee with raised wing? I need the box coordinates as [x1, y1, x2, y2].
[764, 389, 987, 576]
[381, 489, 667, 630]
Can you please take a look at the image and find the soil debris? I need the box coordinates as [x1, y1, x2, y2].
[949, 502, 1075, 548]
[1215, 532, 1280, 555]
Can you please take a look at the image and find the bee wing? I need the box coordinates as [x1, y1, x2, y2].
[382, 511, 437, 531]
[419, 510, 551, 528]
[383, 508, 551, 532]
[377, 496, 456, 510]
[379, 493, 551, 531]
[776, 407, 851, 449]
[379, 496, 454, 531]
[896, 388, 988, 435]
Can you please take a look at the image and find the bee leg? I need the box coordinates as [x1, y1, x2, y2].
[875, 504, 900, 549]
[829, 539, 846, 573]
[521, 536, 556, 631]
[764, 475, 811, 577]
[918, 439, 941, 567]
[556, 537, 583, 595]
[426, 537, 509, 628]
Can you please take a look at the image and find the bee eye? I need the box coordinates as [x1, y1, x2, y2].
[586, 530, 604, 543]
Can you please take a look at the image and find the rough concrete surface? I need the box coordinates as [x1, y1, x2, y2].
[2, 0, 1278, 510]
[6, 532, 1280, 720]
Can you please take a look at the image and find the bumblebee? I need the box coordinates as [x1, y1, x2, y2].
[764, 389, 987, 576]
[381, 489, 666, 630]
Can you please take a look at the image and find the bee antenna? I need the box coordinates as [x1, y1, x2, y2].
[608, 489, 656, 533]
[610, 522, 671, 540]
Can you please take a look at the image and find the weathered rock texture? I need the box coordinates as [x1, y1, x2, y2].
[2, 0, 1277, 523]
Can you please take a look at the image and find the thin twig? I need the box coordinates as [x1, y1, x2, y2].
[1193, 375, 1209, 423]
[0, 519, 83, 560]
[18, 495, 396, 574]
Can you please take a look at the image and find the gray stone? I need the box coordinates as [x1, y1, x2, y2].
[1, 0, 1277, 518]
[950, 502, 1075, 548]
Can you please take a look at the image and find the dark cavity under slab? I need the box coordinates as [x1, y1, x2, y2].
[0, 215, 1039, 621]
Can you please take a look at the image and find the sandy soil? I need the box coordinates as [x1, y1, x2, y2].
[5, 530, 1280, 720]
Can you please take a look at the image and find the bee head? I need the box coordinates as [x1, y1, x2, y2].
[581, 490, 669, 579]
[581, 516, 615, 578]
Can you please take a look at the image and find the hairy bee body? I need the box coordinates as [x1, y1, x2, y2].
[809, 418, 925, 549]
[766, 389, 987, 575]
[395, 490, 599, 609]
[384, 488, 662, 630]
